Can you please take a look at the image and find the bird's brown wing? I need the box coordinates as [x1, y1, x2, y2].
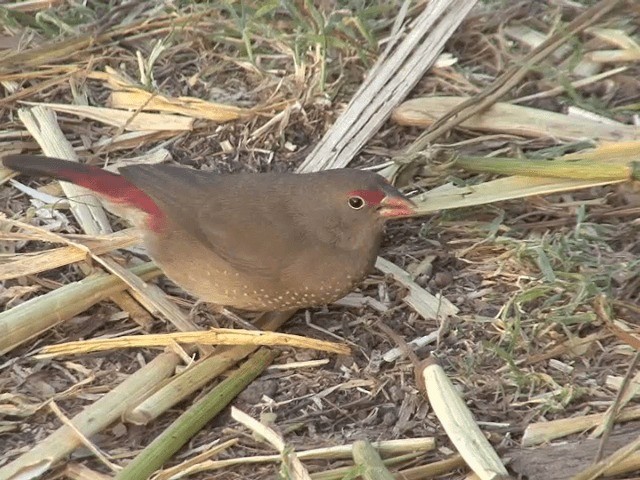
[119, 164, 308, 280]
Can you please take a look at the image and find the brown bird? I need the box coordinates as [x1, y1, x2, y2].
[2, 155, 415, 311]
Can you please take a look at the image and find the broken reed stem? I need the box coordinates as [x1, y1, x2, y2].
[521, 406, 640, 447]
[0, 262, 160, 355]
[300, 438, 435, 461]
[0, 227, 141, 281]
[391, 97, 640, 143]
[421, 359, 509, 480]
[64, 463, 112, 480]
[409, 173, 621, 216]
[21, 101, 194, 131]
[114, 348, 278, 480]
[375, 257, 458, 319]
[393, 454, 466, 480]
[38, 328, 349, 357]
[352, 440, 395, 480]
[454, 156, 637, 181]
[0, 351, 180, 479]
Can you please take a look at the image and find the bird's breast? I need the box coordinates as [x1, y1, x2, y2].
[142, 224, 379, 311]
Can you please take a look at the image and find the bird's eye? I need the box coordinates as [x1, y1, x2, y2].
[348, 196, 365, 210]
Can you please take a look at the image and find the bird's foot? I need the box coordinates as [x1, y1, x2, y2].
[190, 302, 259, 331]
[189, 300, 220, 328]
[219, 307, 260, 331]
[304, 310, 349, 343]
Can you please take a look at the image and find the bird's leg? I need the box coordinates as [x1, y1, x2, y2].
[189, 299, 219, 327]
[204, 303, 260, 331]
[220, 307, 261, 331]
[304, 310, 349, 343]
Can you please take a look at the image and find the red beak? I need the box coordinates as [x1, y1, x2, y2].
[379, 191, 416, 218]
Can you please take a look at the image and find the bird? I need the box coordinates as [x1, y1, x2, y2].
[2, 155, 415, 311]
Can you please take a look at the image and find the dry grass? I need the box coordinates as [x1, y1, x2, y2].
[1, 1, 640, 479]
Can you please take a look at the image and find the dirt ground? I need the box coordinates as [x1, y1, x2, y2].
[1, 1, 640, 479]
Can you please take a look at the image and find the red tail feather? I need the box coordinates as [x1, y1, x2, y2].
[3, 155, 165, 230]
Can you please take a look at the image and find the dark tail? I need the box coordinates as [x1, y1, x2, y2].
[3, 155, 121, 185]
[3, 155, 164, 226]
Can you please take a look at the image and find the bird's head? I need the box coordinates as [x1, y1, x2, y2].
[318, 168, 415, 221]
[345, 181, 415, 219]
[289, 169, 415, 250]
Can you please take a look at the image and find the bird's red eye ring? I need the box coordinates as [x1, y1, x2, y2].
[348, 196, 365, 210]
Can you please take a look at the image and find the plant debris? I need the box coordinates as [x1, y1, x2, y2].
[1, 1, 640, 479]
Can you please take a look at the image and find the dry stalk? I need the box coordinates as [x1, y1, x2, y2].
[298, 0, 477, 173]
[37, 327, 350, 357]
[393, 454, 466, 480]
[511, 66, 628, 104]
[421, 359, 510, 480]
[410, 174, 623, 216]
[522, 406, 640, 447]
[0, 224, 141, 281]
[232, 407, 312, 480]
[22, 101, 194, 131]
[393, 97, 640, 142]
[591, 352, 640, 458]
[376, 257, 459, 319]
